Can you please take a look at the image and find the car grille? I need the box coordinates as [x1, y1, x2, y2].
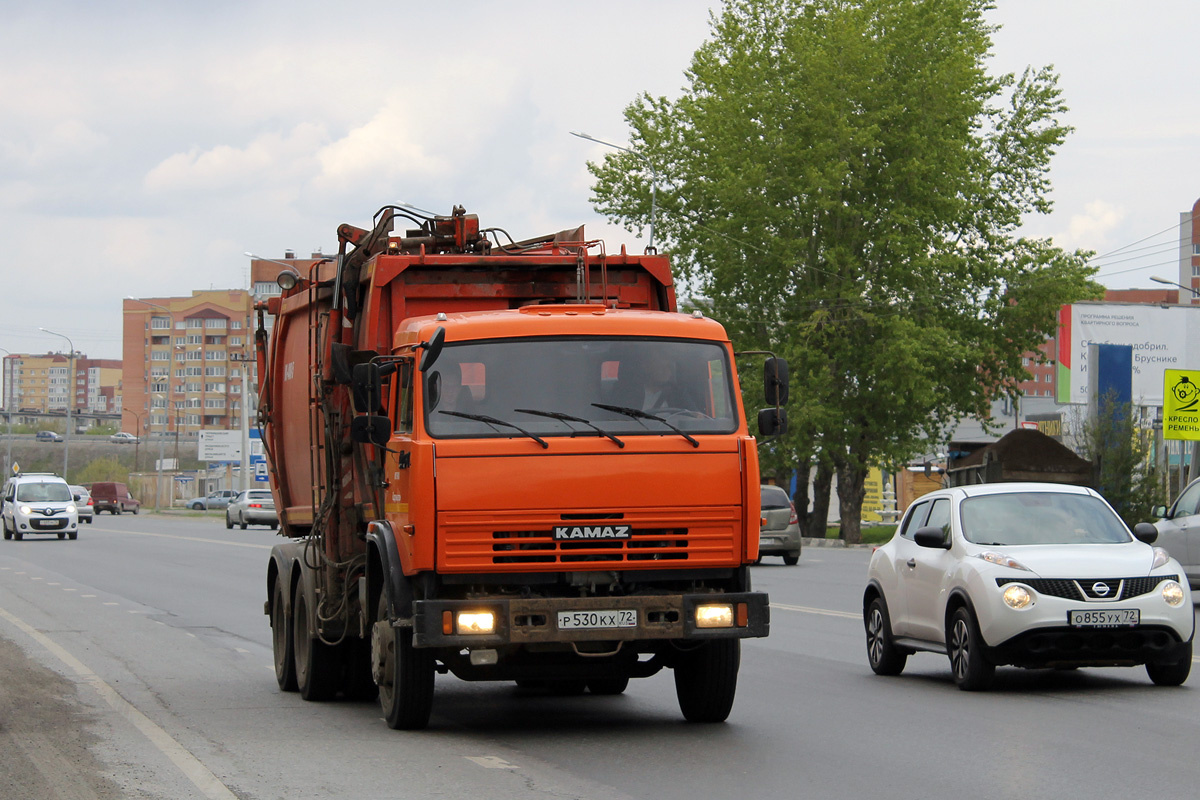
[996, 575, 1179, 601]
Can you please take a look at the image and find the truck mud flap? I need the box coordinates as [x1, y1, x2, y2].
[411, 592, 769, 648]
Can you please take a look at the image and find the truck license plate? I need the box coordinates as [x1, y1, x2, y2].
[557, 609, 637, 630]
[1068, 609, 1139, 628]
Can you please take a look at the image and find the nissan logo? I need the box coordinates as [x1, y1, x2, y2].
[1091, 581, 1111, 596]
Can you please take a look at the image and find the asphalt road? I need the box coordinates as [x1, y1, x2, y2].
[1, 517, 1199, 799]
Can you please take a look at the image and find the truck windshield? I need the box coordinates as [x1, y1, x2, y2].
[423, 337, 738, 440]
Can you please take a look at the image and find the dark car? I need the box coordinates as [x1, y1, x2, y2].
[90, 482, 141, 515]
[36, 431, 63, 442]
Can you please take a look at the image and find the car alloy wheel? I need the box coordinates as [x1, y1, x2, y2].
[948, 606, 994, 691]
[865, 596, 907, 676]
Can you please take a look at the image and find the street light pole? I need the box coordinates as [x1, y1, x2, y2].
[153, 393, 166, 511]
[39, 327, 74, 479]
[1150, 276, 1200, 300]
[0, 348, 11, 477]
[569, 130, 658, 254]
[122, 408, 145, 473]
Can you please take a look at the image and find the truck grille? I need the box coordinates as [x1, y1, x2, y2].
[439, 509, 741, 570]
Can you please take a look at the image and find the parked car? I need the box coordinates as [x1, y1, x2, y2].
[2, 473, 79, 540]
[109, 431, 139, 444]
[864, 482, 1193, 690]
[758, 484, 801, 565]
[188, 490, 238, 510]
[35, 430, 63, 442]
[1152, 477, 1200, 589]
[70, 485, 94, 523]
[90, 482, 141, 515]
[225, 489, 278, 530]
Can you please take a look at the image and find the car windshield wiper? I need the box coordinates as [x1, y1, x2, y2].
[514, 408, 625, 448]
[590, 403, 699, 448]
[438, 410, 548, 449]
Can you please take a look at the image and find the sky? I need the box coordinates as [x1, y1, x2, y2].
[2, 0, 1198, 361]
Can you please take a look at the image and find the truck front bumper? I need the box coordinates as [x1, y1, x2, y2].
[411, 591, 770, 648]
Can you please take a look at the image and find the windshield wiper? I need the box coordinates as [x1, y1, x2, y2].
[590, 403, 699, 448]
[438, 410, 549, 449]
[514, 408, 625, 448]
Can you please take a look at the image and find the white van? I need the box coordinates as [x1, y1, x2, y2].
[2, 473, 79, 541]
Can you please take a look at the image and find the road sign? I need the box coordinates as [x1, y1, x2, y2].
[1162, 368, 1200, 441]
[198, 430, 242, 461]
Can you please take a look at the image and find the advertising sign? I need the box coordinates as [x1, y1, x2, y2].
[1058, 303, 1200, 405]
[198, 430, 241, 461]
[1163, 368, 1200, 441]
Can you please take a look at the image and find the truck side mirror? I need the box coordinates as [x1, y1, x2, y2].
[352, 363, 382, 414]
[419, 327, 446, 373]
[758, 407, 788, 437]
[351, 415, 390, 446]
[764, 357, 789, 406]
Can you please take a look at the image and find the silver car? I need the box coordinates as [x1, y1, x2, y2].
[758, 484, 801, 565]
[1153, 478, 1200, 588]
[225, 489, 277, 530]
[70, 485, 94, 524]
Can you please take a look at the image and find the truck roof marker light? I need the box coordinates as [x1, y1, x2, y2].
[691, 310, 704, 319]
[436, 312, 447, 321]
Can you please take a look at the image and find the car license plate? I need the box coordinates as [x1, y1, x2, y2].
[1068, 609, 1139, 628]
[557, 609, 637, 630]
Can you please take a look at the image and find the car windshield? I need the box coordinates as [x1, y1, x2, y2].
[247, 492, 272, 501]
[960, 492, 1132, 546]
[15, 482, 72, 502]
[423, 337, 738, 440]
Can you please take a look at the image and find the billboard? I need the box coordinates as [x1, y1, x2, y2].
[1058, 302, 1200, 406]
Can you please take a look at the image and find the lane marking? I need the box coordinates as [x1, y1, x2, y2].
[771, 602, 860, 620]
[466, 756, 518, 769]
[89, 528, 273, 551]
[0, 605, 239, 800]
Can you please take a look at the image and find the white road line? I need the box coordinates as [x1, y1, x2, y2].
[90, 528, 273, 550]
[465, 756, 518, 769]
[771, 602, 860, 620]
[0, 605, 239, 800]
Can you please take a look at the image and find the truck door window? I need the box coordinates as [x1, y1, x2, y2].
[393, 359, 414, 434]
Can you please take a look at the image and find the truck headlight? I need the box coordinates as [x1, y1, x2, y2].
[1161, 580, 1186, 607]
[1002, 584, 1033, 609]
[456, 611, 496, 634]
[695, 604, 734, 628]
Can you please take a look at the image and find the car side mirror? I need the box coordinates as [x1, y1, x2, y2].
[1133, 522, 1159, 545]
[1151, 504, 1169, 519]
[73, 494, 81, 502]
[913, 525, 950, 549]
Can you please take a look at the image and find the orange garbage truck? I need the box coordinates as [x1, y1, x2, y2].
[258, 205, 788, 729]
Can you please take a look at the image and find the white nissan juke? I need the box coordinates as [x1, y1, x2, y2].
[864, 482, 1194, 690]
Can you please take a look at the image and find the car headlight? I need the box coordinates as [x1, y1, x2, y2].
[66, 504, 77, 514]
[1002, 584, 1034, 609]
[18, 505, 31, 516]
[1161, 580, 1186, 607]
[1152, 547, 1171, 569]
[976, 551, 1031, 571]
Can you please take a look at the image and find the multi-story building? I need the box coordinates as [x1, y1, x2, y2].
[0, 352, 121, 427]
[121, 290, 254, 439]
[1173, 198, 1200, 304]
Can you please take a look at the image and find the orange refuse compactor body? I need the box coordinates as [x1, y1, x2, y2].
[257, 205, 786, 729]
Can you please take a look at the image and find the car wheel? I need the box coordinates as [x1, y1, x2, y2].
[783, 552, 800, 566]
[270, 522, 278, 531]
[58, 532, 65, 540]
[225, 514, 233, 530]
[1146, 639, 1192, 686]
[947, 606, 994, 691]
[239, 517, 247, 531]
[14, 529, 22, 541]
[114, 506, 121, 515]
[131, 506, 139, 515]
[3, 520, 10, 541]
[68, 531, 77, 540]
[865, 596, 907, 676]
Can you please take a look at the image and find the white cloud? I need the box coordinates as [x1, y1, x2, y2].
[143, 123, 329, 194]
[1060, 200, 1125, 252]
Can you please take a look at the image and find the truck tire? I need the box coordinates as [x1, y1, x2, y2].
[372, 592, 434, 729]
[674, 639, 740, 723]
[293, 584, 339, 701]
[271, 579, 297, 692]
[587, 677, 629, 695]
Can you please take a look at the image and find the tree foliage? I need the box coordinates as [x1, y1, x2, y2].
[1074, 394, 1161, 529]
[588, 0, 1103, 541]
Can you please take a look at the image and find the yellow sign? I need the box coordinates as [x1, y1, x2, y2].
[1163, 369, 1200, 441]
[861, 467, 884, 523]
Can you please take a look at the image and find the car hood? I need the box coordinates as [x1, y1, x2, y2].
[978, 541, 1162, 578]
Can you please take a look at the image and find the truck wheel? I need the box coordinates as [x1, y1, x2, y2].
[674, 639, 740, 723]
[293, 584, 339, 700]
[271, 579, 297, 692]
[372, 592, 434, 729]
[341, 638, 379, 701]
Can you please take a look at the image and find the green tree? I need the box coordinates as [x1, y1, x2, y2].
[1076, 393, 1161, 529]
[588, 0, 1102, 541]
[74, 458, 129, 486]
